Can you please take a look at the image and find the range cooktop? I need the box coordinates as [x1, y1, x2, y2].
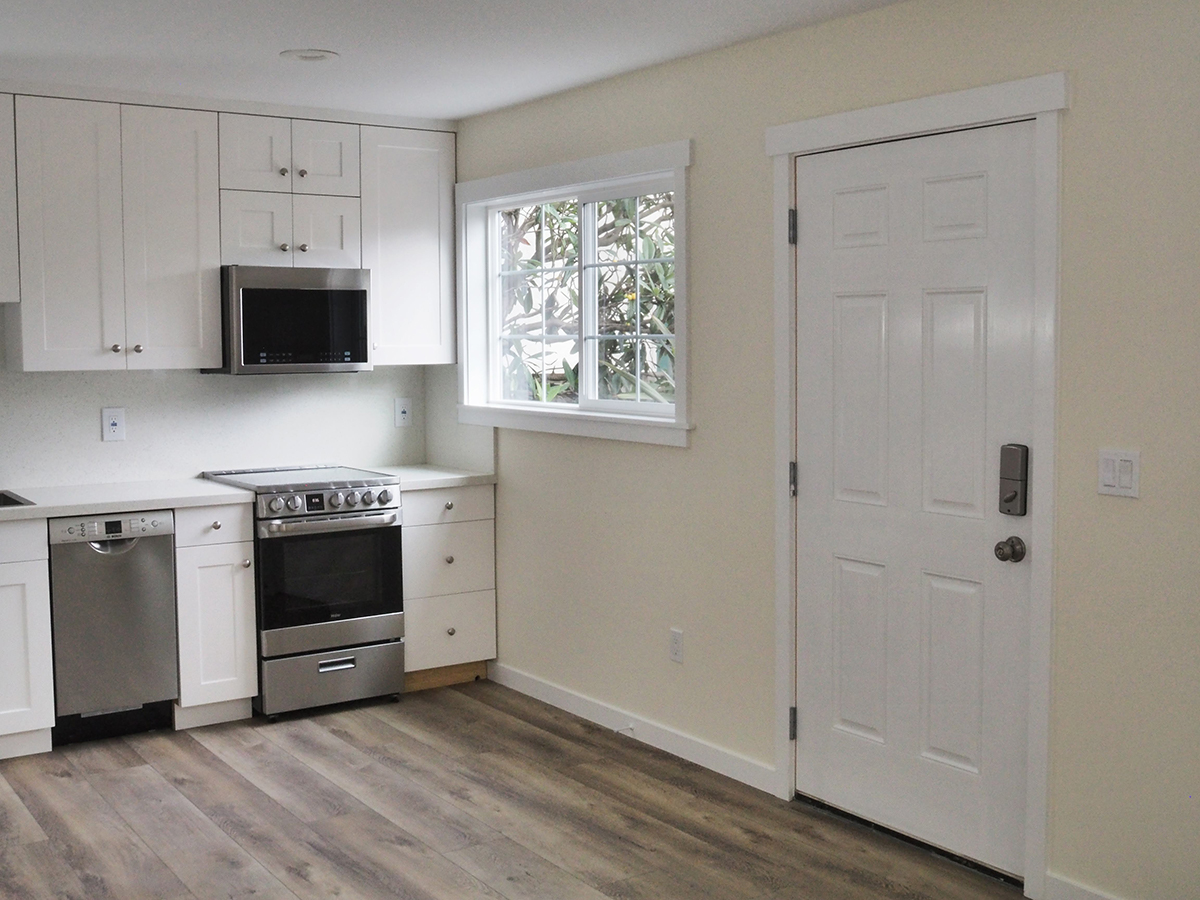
[203, 465, 397, 493]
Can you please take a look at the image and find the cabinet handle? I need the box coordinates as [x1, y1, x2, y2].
[447, 627, 456, 636]
[242, 559, 252, 568]
[298, 168, 308, 178]
[280, 243, 290, 252]
[133, 344, 144, 353]
[298, 243, 309, 252]
[111, 343, 122, 353]
[279, 167, 289, 177]
[212, 520, 222, 530]
[445, 501, 454, 510]
[445, 555, 455, 564]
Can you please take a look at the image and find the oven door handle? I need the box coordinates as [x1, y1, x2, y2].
[259, 511, 399, 539]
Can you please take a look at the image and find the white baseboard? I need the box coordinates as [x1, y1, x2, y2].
[488, 662, 778, 794]
[0, 728, 52, 760]
[1043, 872, 1127, 900]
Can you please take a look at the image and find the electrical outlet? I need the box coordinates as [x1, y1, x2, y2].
[669, 627, 683, 664]
[394, 398, 412, 427]
[102, 407, 126, 442]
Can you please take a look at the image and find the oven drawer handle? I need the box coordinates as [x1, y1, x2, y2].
[318, 656, 356, 673]
[261, 511, 398, 538]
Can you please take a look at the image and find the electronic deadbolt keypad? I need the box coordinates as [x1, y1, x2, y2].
[999, 444, 1029, 516]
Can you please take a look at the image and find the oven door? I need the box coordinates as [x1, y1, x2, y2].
[256, 511, 402, 658]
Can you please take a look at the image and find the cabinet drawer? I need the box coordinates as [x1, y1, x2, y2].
[404, 591, 496, 672]
[175, 504, 253, 547]
[0, 520, 48, 563]
[402, 519, 494, 599]
[402, 485, 493, 526]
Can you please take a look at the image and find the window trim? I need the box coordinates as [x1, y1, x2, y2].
[456, 140, 692, 447]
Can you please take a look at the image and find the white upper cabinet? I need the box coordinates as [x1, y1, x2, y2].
[0, 95, 17, 305]
[292, 194, 362, 267]
[220, 190, 361, 268]
[361, 126, 456, 365]
[122, 105, 222, 369]
[219, 114, 359, 196]
[13, 96, 126, 371]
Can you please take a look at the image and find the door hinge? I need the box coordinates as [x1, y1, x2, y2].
[788, 208, 798, 245]
[789, 461, 798, 498]
[789, 706, 798, 741]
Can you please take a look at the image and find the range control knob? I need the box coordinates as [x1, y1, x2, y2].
[377, 488, 393, 505]
[362, 490, 376, 505]
[346, 491, 361, 507]
[286, 495, 303, 512]
[329, 492, 344, 509]
[268, 497, 284, 513]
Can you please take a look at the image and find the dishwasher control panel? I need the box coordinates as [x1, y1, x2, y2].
[49, 509, 175, 545]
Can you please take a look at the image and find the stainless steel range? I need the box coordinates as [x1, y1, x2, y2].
[203, 465, 404, 716]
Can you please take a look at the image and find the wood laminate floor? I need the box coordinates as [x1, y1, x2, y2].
[0, 680, 1023, 899]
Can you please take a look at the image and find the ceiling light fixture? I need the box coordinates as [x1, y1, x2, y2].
[279, 49, 340, 62]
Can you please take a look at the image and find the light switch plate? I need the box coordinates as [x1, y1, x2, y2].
[1098, 449, 1139, 498]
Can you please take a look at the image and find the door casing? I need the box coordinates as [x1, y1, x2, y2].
[768, 73, 1067, 899]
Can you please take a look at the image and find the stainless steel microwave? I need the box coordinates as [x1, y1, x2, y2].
[209, 266, 372, 375]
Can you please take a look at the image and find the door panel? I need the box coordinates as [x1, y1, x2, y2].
[795, 121, 1035, 876]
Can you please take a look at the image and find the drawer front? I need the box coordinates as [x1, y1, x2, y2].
[0, 520, 48, 563]
[402, 519, 495, 599]
[402, 485, 494, 526]
[175, 503, 253, 547]
[404, 591, 496, 672]
[259, 639, 404, 716]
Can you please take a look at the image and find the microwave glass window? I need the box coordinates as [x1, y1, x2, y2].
[240, 288, 368, 365]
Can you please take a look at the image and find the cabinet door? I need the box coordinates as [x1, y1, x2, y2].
[218, 114, 292, 193]
[0, 560, 55, 736]
[15, 96, 125, 371]
[361, 127, 455, 365]
[122, 106, 222, 369]
[402, 518, 495, 600]
[220, 190, 294, 266]
[292, 194, 361, 268]
[1, 94, 17, 305]
[176, 541, 257, 707]
[291, 120, 359, 197]
[404, 590, 496, 672]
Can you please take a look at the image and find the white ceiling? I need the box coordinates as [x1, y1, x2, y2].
[0, 0, 901, 121]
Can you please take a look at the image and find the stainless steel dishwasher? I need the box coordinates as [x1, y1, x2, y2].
[48, 510, 178, 744]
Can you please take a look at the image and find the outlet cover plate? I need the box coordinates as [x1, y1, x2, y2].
[102, 407, 126, 442]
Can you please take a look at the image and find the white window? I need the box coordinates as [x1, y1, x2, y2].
[457, 141, 691, 446]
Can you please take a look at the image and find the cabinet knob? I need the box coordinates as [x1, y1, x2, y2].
[111, 343, 122, 353]
[279, 167, 289, 177]
[242, 559, 252, 568]
[298, 168, 308, 178]
[445, 555, 455, 565]
[211, 520, 222, 530]
[298, 243, 309, 252]
[280, 243, 290, 252]
[133, 344, 144, 353]
[445, 501, 454, 510]
[446, 627, 456, 636]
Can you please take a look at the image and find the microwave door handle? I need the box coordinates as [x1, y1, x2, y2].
[259, 511, 399, 539]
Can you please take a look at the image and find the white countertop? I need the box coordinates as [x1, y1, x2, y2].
[0, 465, 494, 523]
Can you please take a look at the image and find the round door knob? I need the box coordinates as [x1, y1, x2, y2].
[212, 520, 222, 530]
[286, 495, 303, 511]
[329, 492, 344, 508]
[298, 243, 309, 252]
[346, 491, 361, 506]
[446, 627, 456, 636]
[298, 168, 308, 178]
[133, 344, 144, 353]
[444, 501, 454, 511]
[242, 559, 252, 568]
[994, 536, 1027, 563]
[268, 497, 284, 512]
[377, 489, 393, 504]
[280, 243, 290, 252]
[362, 490, 375, 505]
[279, 167, 289, 176]
[111, 343, 123, 353]
[445, 555, 455, 564]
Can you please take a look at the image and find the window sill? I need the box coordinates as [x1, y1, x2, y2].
[458, 403, 691, 447]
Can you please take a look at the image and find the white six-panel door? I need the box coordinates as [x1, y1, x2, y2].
[794, 121, 1035, 876]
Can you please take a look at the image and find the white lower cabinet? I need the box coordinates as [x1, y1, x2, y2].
[0, 521, 54, 759]
[402, 485, 496, 673]
[174, 504, 257, 727]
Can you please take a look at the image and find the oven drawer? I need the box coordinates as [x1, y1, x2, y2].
[258, 640, 404, 716]
[404, 590, 496, 672]
[401, 485, 494, 526]
[175, 503, 253, 547]
[402, 519, 495, 599]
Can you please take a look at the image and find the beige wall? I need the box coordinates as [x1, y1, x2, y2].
[456, 2, 1200, 897]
